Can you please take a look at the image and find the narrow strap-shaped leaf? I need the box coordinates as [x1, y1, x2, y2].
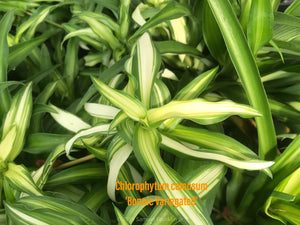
[65, 124, 114, 158]
[161, 135, 274, 171]
[167, 125, 260, 159]
[151, 79, 171, 108]
[14, 5, 54, 44]
[273, 167, 300, 197]
[0, 126, 16, 162]
[118, 0, 131, 39]
[113, 204, 130, 225]
[271, 0, 281, 11]
[206, 0, 277, 160]
[77, 11, 120, 32]
[46, 163, 107, 186]
[0, 81, 23, 92]
[130, 32, 161, 109]
[24, 133, 71, 154]
[132, 3, 147, 26]
[129, 1, 190, 41]
[247, 0, 273, 55]
[65, 124, 112, 158]
[267, 201, 300, 225]
[62, 24, 103, 50]
[145, 163, 226, 225]
[2, 83, 32, 162]
[3, 163, 42, 196]
[107, 144, 133, 201]
[10, 195, 107, 225]
[33, 144, 65, 188]
[124, 195, 157, 224]
[5, 202, 51, 225]
[133, 126, 213, 225]
[154, 40, 202, 57]
[49, 104, 91, 133]
[163, 67, 218, 130]
[202, 1, 227, 64]
[31, 81, 57, 132]
[109, 111, 128, 132]
[85, 103, 120, 120]
[148, 99, 260, 127]
[64, 37, 79, 98]
[91, 76, 147, 123]
[239, 134, 300, 217]
[79, 183, 108, 212]
[0, 10, 14, 116]
[78, 14, 122, 50]
[239, 0, 253, 31]
[285, 0, 300, 15]
[174, 67, 218, 100]
[9, 31, 56, 69]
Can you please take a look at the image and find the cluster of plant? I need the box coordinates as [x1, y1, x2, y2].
[1, 0, 300, 224]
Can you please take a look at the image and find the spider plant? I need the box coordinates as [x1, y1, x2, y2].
[1, 0, 300, 224]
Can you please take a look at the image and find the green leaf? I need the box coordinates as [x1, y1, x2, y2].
[124, 195, 157, 224]
[113, 204, 130, 225]
[0, 10, 14, 116]
[5, 201, 58, 225]
[163, 67, 218, 130]
[9, 31, 55, 69]
[76, 11, 120, 32]
[118, 0, 130, 39]
[84, 103, 120, 120]
[130, 32, 161, 109]
[91, 76, 147, 123]
[206, 0, 277, 160]
[14, 5, 55, 44]
[107, 143, 133, 201]
[79, 183, 108, 212]
[0, 126, 17, 163]
[1, 83, 32, 162]
[82, 142, 107, 161]
[33, 103, 57, 115]
[175, 67, 218, 100]
[24, 133, 71, 154]
[33, 144, 65, 189]
[129, 1, 190, 41]
[78, 14, 122, 50]
[285, 0, 300, 15]
[133, 125, 213, 225]
[164, 125, 273, 177]
[202, 1, 227, 64]
[46, 163, 107, 186]
[0, 81, 23, 92]
[247, 0, 273, 55]
[65, 124, 113, 158]
[268, 202, 300, 225]
[167, 125, 260, 159]
[154, 40, 202, 57]
[161, 135, 274, 171]
[239, 0, 253, 31]
[3, 163, 42, 196]
[64, 37, 79, 97]
[271, 135, 300, 179]
[49, 104, 91, 133]
[0, 2, 39, 15]
[148, 99, 260, 127]
[6, 195, 106, 225]
[151, 79, 171, 108]
[145, 163, 226, 225]
[62, 24, 103, 50]
[31, 81, 57, 132]
[271, 191, 295, 202]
